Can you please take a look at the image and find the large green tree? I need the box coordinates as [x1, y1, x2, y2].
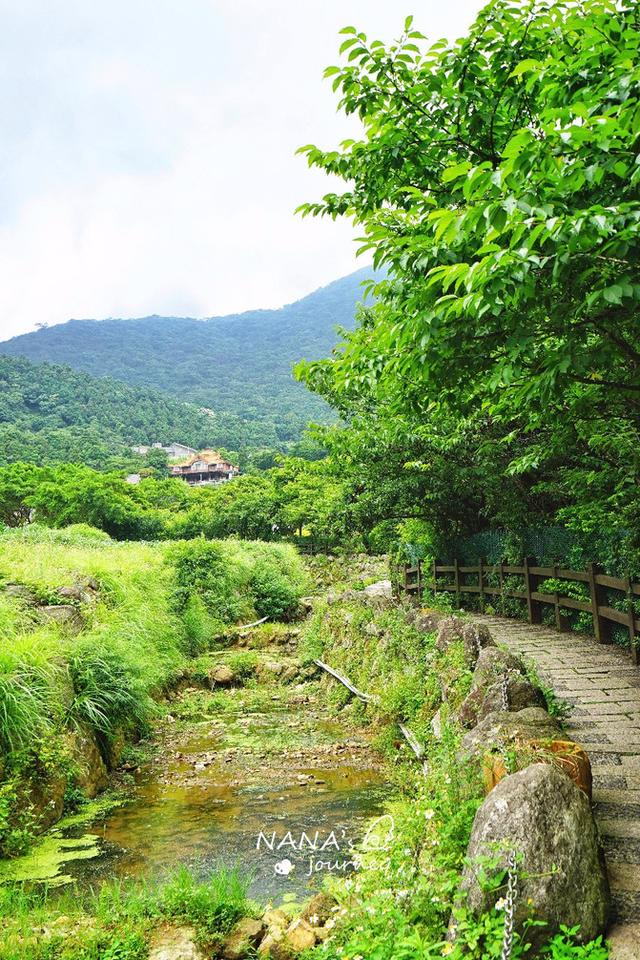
[297, 0, 640, 564]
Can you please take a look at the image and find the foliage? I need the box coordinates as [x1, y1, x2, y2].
[0, 270, 373, 454]
[295, 0, 640, 566]
[0, 866, 251, 959]
[169, 537, 307, 626]
[0, 458, 348, 550]
[0, 525, 306, 854]
[0, 355, 221, 471]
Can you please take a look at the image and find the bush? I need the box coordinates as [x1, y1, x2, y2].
[250, 560, 300, 620]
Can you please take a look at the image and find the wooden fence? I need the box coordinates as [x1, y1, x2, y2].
[402, 559, 639, 665]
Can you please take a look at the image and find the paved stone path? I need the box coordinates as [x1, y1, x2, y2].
[475, 615, 640, 951]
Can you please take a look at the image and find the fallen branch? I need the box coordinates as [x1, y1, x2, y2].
[313, 659, 376, 703]
[314, 658, 428, 772]
[399, 723, 424, 759]
[235, 615, 269, 633]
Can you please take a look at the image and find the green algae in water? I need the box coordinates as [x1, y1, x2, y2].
[0, 795, 125, 887]
[0, 832, 101, 886]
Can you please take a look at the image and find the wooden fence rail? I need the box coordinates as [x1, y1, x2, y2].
[401, 559, 639, 666]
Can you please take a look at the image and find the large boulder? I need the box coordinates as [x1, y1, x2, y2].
[209, 664, 235, 687]
[472, 646, 527, 688]
[460, 707, 562, 759]
[436, 617, 496, 668]
[69, 725, 109, 797]
[458, 675, 546, 728]
[456, 764, 609, 953]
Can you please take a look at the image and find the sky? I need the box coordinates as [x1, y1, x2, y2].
[0, 1, 484, 338]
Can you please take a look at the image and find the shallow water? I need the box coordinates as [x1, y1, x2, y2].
[62, 702, 390, 901]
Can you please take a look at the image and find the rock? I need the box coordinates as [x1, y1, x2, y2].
[281, 665, 299, 684]
[460, 707, 562, 759]
[28, 773, 66, 830]
[221, 918, 266, 959]
[263, 909, 290, 933]
[4, 582, 37, 602]
[457, 764, 609, 953]
[284, 918, 317, 951]
[363, 579, 393, 599]
[69, 725, 109, 797]
[472, 646, 527, 688]
[148, 925, 206, 960]
[40, 604, 84, 633]
[608, 923, 640, 959]
[210, 665, 235, 686]
[57, 585, 91, 603]
[300, 893, 337, 926]
[435, 617, 496, 668]
[460, 622, 496, 664]
[257, 933, 289, 958]
[299, 597, 315, 616]
[413, 610, 446, 634]
[457, 676, 547, 728]
[259, 661, 284, 677]
[431, 708, 443, 740]
[364, 621, 383, 637]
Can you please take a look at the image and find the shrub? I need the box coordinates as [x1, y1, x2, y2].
[250, 560, 300, 620]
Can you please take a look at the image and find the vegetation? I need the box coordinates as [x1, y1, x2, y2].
[299, 595, 608, 959]
[0, 867, 251, 959]
[0, 270, 374, 452]
[0, 524, 306, 858]
[296, 0, 640, 574]
[0, 459, 348, 548]
[0, 356, 220, 471]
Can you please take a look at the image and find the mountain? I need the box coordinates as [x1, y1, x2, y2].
[0, 269, 374, 449]
[0, 355, 221, 469]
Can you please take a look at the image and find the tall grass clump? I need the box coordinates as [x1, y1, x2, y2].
[67, 648, 150, 744]
[0, 639, 56, 754]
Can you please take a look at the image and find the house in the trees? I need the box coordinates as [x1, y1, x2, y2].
[132, 442, 197, 459]
[170, 450, 239, 486]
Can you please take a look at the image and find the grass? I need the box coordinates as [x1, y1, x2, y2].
[0, 524, 308, 858]
[0, 866, 252, 959]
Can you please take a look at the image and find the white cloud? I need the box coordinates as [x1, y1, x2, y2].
[0, 0, 483, 337]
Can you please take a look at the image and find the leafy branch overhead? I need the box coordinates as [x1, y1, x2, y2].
[295, 0, 640, 567]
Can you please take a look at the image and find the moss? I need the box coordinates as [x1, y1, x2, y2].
[0, 832, 101, 886]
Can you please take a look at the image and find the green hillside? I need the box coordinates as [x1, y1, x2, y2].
[0, 269, 374, 449]
[0, 356, 220, 469]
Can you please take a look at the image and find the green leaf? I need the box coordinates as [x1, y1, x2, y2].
[509, 58, 542, 78]
[441, 161, 472, 183]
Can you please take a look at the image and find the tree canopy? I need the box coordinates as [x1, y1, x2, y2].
[296, 0, 640, 570]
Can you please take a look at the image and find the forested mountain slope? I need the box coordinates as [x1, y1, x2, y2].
[0, 269, 374, 448]
[0, 355, 219, 468]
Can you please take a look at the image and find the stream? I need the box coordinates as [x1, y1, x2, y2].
[32, 672, 391, 903]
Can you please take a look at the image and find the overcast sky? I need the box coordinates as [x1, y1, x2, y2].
[0, 1, 483, 338]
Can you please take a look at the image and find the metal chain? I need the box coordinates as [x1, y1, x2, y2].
[500, 850, 518, 960]
[501, 671, 510, 711]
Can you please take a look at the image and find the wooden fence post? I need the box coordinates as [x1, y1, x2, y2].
[478, 557, 485, 611]
[454, 558, 461, 607]
[432, 559, 438, 598]
[626, 572, 638, 665]
[499, 561, 505, 614]
[524, 556, 541, 624]
[417, 560, 422, 601]
[588, 563, 612, 644]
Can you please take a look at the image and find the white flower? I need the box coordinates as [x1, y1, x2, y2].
[424, 809, 436, 820]
[495, 897, 508, 911]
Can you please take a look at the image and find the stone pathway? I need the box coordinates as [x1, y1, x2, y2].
[475, 615, 640, 952]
